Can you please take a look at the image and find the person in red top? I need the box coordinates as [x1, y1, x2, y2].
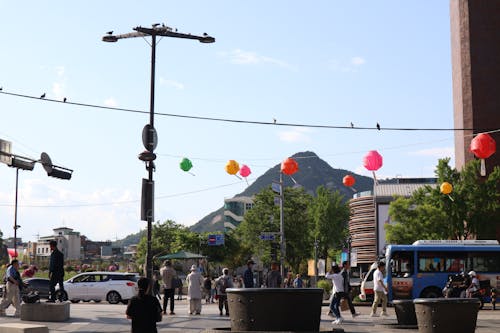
[22, 265, 38, 278]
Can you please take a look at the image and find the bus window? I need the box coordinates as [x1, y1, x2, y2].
[468, 252, 500, 272]
[445, 254, 465, 272]
[418, 252, 445, 272]
[391, 251, 413, 277]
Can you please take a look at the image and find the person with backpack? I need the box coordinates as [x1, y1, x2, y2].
[216, 268, 234, 316]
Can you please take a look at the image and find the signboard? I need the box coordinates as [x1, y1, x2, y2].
[259, 233, 275, 241]
[273, 196, 280, 206]
[0, 139, 12, 165]
[350, 248, 358, 267]
[208, 234, 224, 246]
[271, 182, 281, 194]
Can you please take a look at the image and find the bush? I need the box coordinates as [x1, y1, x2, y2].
[317, 279, 332, 295]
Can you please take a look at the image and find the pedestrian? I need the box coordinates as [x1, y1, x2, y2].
[216, 268, 234, 316]
[210, 277, 217, 303]
[325, 264, 344, 324]
[48, 240, 65, 302]
[293, 274, 303, 288]
[341, 261, 359, 318]
[152, 268, 161, 301]
[203, 275, 212, 303]
[265, 262, 282, 288]
[284, 272, 294, 288]
[126, 277, 162, 333]
[159, 260, 177, 315]
[370, 261, 389, 317]
[243, 260, 255, 288]
[0, 260, 26, 317]
[186, 265, 204, 315]
[176, 277, 183, 300]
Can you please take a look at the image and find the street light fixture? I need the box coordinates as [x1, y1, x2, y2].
[0, 144, 73, 259]
[102, 23, 215, 279]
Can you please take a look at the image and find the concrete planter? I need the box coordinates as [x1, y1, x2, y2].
[226, 288, 323, 332]
[413, 298, 480, 333]
[393, 299, 417, 326]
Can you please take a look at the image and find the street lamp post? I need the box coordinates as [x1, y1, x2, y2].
[102, 23, 215, 279]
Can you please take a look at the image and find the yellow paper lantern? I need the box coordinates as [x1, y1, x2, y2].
[225, 160, 240, 175]
[440, 182, 453, 195]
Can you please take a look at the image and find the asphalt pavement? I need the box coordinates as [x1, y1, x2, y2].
[0, 298, 498, 332]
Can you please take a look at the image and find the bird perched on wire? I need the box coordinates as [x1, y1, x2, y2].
[350, 122, 354, 128]
[63, 97, 67, 103]
[376, 122, 380, 130]
[273, 118, 277, 124]
[0, 87, 3, 91]
[106, 31, 113, 35]
[40, 93, 46, 99]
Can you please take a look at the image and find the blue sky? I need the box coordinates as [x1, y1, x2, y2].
[0, 0, 456, 242]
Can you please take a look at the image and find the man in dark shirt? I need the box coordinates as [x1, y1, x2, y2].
[48, 240, 65, 302]
[127, 277, 162, 333]
[243, 260, 255, 288]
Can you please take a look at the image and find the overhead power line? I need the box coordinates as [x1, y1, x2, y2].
[1, 90, 496, 132]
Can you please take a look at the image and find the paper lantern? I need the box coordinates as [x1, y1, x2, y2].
[440, 182, 453, 195]
[343, 175, 356, 187]
[225, 160, 240, 175]
[281, 157, 299, 175]
[180, 158, 193, 172]
[363, 150, 383, 171]
[239, 164, 251, 178]
[469, 133, 496, 176]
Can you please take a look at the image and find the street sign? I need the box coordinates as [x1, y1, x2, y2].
[259, 232, 279, 241]
[0, 139, 12, 165]
[208, 234, 224, 246]
[274, 196, 281, 206]
[271, 182, 281, 194]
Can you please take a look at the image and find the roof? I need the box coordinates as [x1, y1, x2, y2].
[156, 250, 206, 260]
[374, 183, 436, 198]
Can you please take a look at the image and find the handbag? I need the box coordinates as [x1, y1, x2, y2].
[340, 298, 349, 311]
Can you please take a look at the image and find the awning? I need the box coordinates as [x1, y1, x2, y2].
[156, 250, 206, 260]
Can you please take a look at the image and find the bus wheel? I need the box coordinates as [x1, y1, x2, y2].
[420, 287, 443, 298]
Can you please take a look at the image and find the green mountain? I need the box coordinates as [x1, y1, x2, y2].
[189, 151, 374, 233]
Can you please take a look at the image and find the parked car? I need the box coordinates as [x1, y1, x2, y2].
[56, 272, 138, 304]
[0, 278, 50, 299]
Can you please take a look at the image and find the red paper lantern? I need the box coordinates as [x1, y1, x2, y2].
[343, 175, 356, 187]
[469, 133, 496, 159]
[363, 150, 383, 171]
[281, 157, 299, 175]
[469, 133, 496, 176]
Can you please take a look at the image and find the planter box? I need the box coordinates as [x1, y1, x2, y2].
[413, 298, 480, 333]
[227, 288, 323, 332]
[393, 299, 417, 326]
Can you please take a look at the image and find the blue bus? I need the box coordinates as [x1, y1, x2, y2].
[385, 240, 500, 303]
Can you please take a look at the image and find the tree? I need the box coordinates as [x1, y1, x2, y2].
[309, 186, 350, 259]
[386, 158, 500, 243]
[237, 186, 313, 273]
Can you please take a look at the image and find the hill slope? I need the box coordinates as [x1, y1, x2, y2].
[190, 151, 374, 233]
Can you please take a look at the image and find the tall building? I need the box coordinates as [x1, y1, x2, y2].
[223, 196, 254, 230]
[450, 0, 500, 173]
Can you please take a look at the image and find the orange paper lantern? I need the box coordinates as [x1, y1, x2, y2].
[281, 157, 299, 175]
[343, 175, 356, 187]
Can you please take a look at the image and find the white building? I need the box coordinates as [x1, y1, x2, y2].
[37, 227, 82, 260]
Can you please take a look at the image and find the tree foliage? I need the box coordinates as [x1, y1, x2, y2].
[237, 186, 313, 273]
[308, 186, 350, 259]
[386, 158, 500, 243]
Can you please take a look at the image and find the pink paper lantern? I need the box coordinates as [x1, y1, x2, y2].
[239, 164, 251, 178]
[363, 150, 383, 171]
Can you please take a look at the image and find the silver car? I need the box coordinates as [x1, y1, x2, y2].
[56, 272, 138, 304]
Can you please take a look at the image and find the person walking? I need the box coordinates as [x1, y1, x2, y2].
[370, 261, 389, 317]
[159, 260, 177, 315]
[341, 261, 359, 318]
[326, 264, 344, 324]
[293, 274, 303, 288]
[265, 262, 282, 288]
[243, 260, 255, 288]
[186, 265, 204, 315]
[126, 277, 162, 333]
[216, 268, 234, 316]
[48, 240, 65, 302]
[0, 260, 25, 317]
[203, 275, 212, 303]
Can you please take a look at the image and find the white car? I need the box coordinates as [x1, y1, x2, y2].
[56, 272, 138, 304]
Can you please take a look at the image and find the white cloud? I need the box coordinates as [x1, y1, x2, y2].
[220, 49, 294, 70]
[328, 56, 366, 72]
[409, 147, 454, 158]
[159, 77, 185, 90]
[104, 98, 118, 107]
[277, 128, 312, 143]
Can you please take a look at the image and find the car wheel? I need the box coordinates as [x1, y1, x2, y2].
[94, 300, 101, 303]
[70, 299, 80, 303]
[106, 291, 122, 304]
[55, 290, 68, 301]
[82, 300, 90, 302]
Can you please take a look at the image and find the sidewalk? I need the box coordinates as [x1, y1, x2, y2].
[0, 298, 498, 332]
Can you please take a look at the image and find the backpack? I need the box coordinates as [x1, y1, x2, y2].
[204, 278, 212, 290]
[220, 277, 228, 293]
